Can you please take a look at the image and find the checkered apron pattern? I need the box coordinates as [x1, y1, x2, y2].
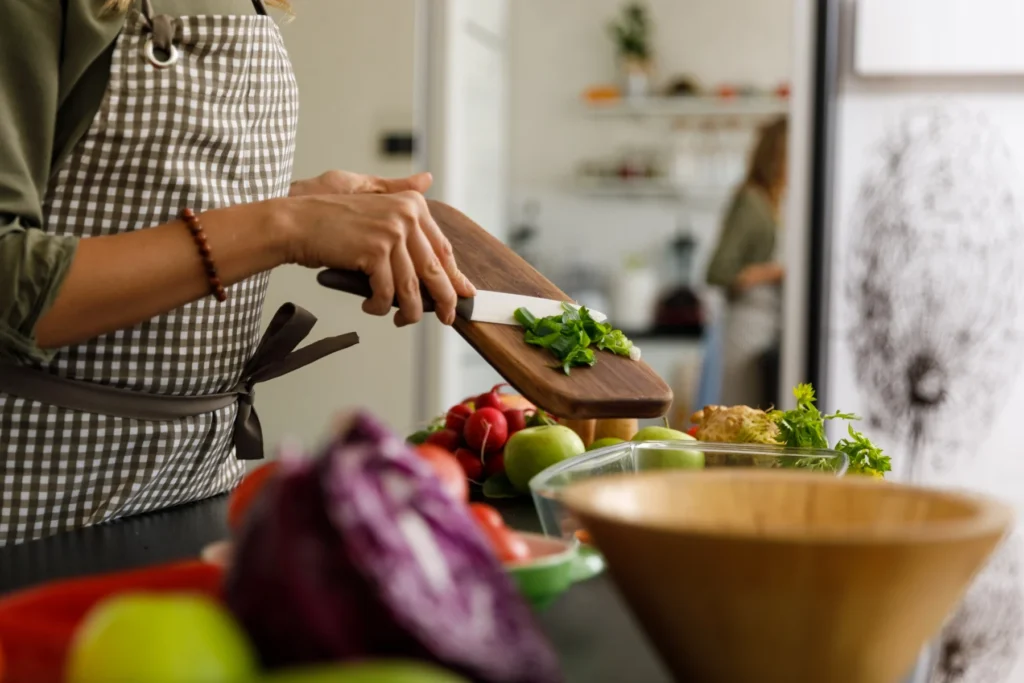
[0, 4, 298, 546]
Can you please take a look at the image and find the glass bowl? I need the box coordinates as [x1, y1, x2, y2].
[529, 440, 848, 544]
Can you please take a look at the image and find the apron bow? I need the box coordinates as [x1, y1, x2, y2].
[231, 304, 359, 460]
[0, 304, 358, 462]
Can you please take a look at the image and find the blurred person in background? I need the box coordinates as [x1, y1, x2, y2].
[705, 117, 787, 408]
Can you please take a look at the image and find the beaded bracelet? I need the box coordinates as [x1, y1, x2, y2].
[180, 208, 227, 302]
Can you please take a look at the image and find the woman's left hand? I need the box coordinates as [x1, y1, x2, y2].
[290, 170, 433, 197]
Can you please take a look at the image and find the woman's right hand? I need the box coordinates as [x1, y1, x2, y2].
[281, 190, 477, 327]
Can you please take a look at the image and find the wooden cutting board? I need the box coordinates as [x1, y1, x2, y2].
[318, 200, 673, 419]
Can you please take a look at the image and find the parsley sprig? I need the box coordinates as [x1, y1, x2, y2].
[772, 384, 892, 478]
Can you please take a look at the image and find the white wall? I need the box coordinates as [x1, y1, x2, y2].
[508, 0, 793, 284]
[257, 1, 419, 454]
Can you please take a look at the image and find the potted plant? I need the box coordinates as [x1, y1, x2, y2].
[609, 3, 653, 99]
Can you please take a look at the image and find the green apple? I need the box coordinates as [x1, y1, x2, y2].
[588, 437, 625, 451]
[67, 593, 257, 683]
[260, 662, 469, 683]
[631, 426, 704, 470]
[505, 425, 586, 492]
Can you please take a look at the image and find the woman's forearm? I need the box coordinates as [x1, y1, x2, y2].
[732, 262, 784, 294]
[34, 201, 295, 350]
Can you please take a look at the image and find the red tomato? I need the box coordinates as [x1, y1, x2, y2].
[483, 526, 531, 563]
[415, 444, 469, 502]
[686, 425, 700, 438]
[227, 462, 280, 533]
[469, 503, 505, 531]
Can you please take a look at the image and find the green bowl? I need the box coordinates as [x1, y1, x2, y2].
[504, 532, 603, 609]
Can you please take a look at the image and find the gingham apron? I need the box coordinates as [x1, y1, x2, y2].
[0, 0, 356, 546]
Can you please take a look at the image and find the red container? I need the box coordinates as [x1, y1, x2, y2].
[0, 560, 224, 683]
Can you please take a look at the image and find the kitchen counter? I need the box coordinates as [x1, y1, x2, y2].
[0, 495, 672, 683]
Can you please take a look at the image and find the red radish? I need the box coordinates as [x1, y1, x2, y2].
[481, 526, 530, 563]
[474, 391, 503, 412]
[465, 408, 508, 454]
[455, 448, 483, 481]
[444, 404, 473, 433]
[425, 428, 461, 452]
[484, 452, 505, 478]
[502, 409, 526, 435]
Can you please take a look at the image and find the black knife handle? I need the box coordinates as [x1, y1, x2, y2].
[316, 268, 475, 319]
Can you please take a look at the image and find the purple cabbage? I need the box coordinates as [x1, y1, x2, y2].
[224, 412, 562, 683]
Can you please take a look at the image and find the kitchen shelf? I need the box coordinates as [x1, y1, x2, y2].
[572, 176, 729, 203]
[581, 95, 789, 119]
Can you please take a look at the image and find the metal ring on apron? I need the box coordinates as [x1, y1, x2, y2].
[139, 0, 181, 69]
[143, 38, 180, 68]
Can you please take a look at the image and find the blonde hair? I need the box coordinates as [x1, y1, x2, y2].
[104, 0, 292, 12]
[745, 116, 788, 212]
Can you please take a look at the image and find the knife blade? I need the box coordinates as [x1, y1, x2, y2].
[316, 269, 607, 325]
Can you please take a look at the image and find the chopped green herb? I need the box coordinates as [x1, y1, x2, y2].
[514, 303, 636, 375]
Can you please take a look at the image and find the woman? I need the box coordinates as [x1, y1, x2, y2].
[705, 117, 787, 408]
[0, 0, 475, 546]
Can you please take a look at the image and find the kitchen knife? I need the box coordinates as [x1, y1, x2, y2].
[316, 268, 607, 325]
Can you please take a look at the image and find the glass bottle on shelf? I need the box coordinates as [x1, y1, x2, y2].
[669, 121, 700, 190]
[695, 121, 723, 188]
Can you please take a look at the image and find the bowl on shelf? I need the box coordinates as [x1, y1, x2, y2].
[561, 469, 1013, 683]
[529, 440, 848, 551]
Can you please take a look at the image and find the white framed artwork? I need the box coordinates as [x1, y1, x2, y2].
[856, 0, 1024, 76]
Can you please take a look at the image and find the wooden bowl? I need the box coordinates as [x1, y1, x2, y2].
[562, 470, 1013, 683]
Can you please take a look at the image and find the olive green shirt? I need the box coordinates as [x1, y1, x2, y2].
[0, 0, 261, 364]
[705, 186, 779, 291]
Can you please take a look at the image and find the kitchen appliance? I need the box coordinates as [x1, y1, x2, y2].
[652, 227, 704, 335]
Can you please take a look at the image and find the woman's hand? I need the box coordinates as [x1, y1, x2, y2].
[289, 170, 433, 197]
[282, 190, 476, 327]
[734, 262, 784, 293]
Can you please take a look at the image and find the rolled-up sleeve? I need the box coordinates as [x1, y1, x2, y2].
[0, 1, 80, 364]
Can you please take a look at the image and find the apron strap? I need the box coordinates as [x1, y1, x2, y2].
[138, 0, 269, 68]
[0, 304, 359, 461]
[138, 0, 180, 67]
